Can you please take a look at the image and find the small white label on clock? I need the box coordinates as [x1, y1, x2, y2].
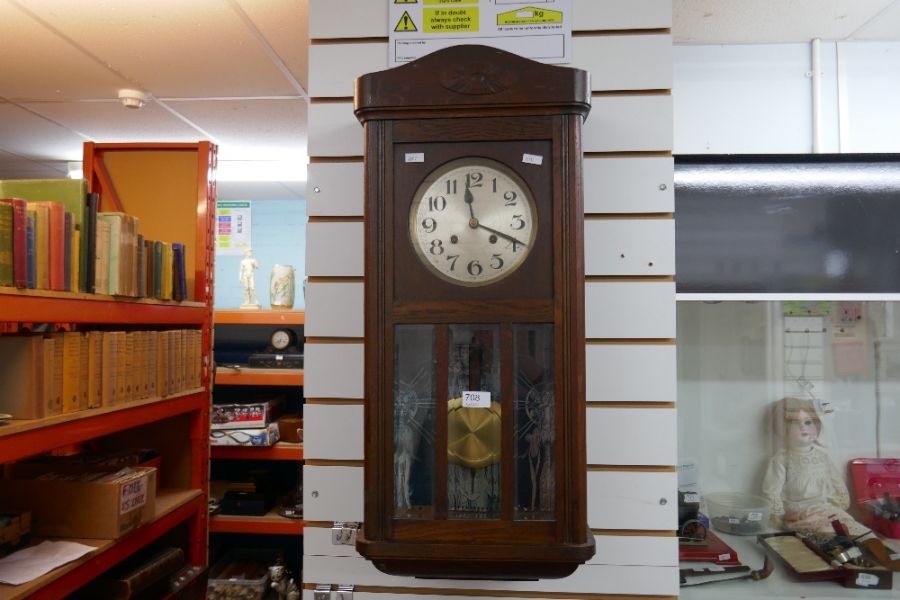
[683, 493, 700, 504]
[462, 390, 491, 408]
[405, 152, 425, 163]
[856, 573, 879, 587]
[522, 153, 543, 166]
[747, 511, 763, 521]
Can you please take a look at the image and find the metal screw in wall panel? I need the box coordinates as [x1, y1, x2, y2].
[658, 184, 667, 191]
[659, 498, 668, 506]
[312, 490, 319, 498]
[314, 187, 321, 193]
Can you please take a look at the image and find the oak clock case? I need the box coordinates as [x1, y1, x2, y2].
[354, 45, 593, 579]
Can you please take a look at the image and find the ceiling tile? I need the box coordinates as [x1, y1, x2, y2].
[21, 100, 204, 143]
[218, 180, 306, 201]
[674, 0, 895, 43]
[168, 99, 308, 161]
[0, 3, 132, 100]
[27, 0, 298, 98]
[0, 103, 86, 161]
[850, 2, 900, 39]
[235, 0, 310, 93]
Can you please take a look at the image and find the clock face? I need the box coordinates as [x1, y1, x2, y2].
[271, 328, 293, 351]
[409, 157, 537, 286]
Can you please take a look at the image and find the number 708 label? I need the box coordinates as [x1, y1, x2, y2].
[462, 390, 491, 408]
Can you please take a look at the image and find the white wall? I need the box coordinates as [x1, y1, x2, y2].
[674, 41, 900, 154]
[304, 0, 677, 598]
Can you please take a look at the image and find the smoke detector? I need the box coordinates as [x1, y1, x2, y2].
[118, 89, 148, 109]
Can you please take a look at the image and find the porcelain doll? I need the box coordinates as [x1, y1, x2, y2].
[761, 397, 869, 536]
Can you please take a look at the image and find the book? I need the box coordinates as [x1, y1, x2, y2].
[0, 336, 45, 419]
[97, 213, 125, 295]
[136, 233, 145, 298]
[71, 227, 81, 294]
[0, 201, 12, 286]
[86, 331, 103, 409]
[85, 192, 98, 293]
[95, 218, 111, 295]
[25, 210, 35, 288]
[152, 241, 163, 299]
[0, 179, 88, 290]
[144, 238, 155, 300]
[101, 331, 118, 406]
[162, 242, 173, 300]
[0, 198, 27, 288]
[32, 201, 66, 291]
[63, 211, 73, 292]
[172, 242, 186, 301]
[42, 334, 64, 416]
[25, 203, 49, 289]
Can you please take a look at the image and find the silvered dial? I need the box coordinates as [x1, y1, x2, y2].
[409, 158, 536, 286]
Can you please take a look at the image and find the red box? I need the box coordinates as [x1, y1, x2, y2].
[848, 458, 900, 539]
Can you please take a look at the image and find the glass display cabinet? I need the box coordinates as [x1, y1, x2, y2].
[676, 156, 900, 598]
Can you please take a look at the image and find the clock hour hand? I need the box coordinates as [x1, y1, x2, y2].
[464, 182, 476, 220]
[476, 223, 528, 249]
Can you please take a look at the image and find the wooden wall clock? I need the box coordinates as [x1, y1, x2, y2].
[354, 44, 594, 579]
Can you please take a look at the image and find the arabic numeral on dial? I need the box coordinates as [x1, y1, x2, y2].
[466, 172, 483, 188]
[445, 179, 457, 195]
[504, 190, 517, 206]
[429, 239, 445, 255]
[428, 195, 447, 211]
[510, 214, 526, 230]
[467, 260, 483, 276]
[492, 178, 498, 193]
[446, 254, 459, 271]
[490, 254, 504, 270]
[421, 217, 437, 233]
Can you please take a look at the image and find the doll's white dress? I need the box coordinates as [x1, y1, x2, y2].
[761, 445, 868, 535]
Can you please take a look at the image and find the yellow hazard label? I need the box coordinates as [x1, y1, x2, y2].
[395, 0, 417, 4]
[394, 10, 418, 31]
[423, 7, 478, 33]
[497, 7, 563, 25]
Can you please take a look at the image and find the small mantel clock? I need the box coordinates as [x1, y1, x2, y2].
[354, 44, 594, 579]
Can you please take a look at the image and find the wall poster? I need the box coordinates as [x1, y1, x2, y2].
[215, 201, 252, 256]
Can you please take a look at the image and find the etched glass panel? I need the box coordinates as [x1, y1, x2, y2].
[447, 324, 501, 519]
[513, 324, 555, 520]
[393, 325, 435, 519]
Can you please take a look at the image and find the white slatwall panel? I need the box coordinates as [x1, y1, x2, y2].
[583, 156, 674, 214]
[584, 95, 674, 152]
[587, 408, 677, 465]
[585, 219, 675, 275]
[306, 222, 363, 277]
[588, 471, 678, 530]
[308, 102, 362, 156]
[572, 35, 672, 91]
[586, 344, 677, 402]
[303, 556, 678, 596]
[302, 343, 364, 398]
[305, 281, 364, 338]
[303, 465, 365, 522]
[306, 0, 675, 596]
[307, 162, 364, 217]
[309, 42, 386, 98]
[304, 404, 364, 460]
[585, 281, 676, 339]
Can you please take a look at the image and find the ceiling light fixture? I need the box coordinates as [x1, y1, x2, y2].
[117, 89, 148, 109]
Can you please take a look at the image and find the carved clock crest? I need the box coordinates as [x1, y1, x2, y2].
[354, 44, 594, 580]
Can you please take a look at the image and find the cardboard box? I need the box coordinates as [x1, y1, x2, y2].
[209, 423, 279, 446]
[0, 467, 156, 539]
[210, 397, 283, 430]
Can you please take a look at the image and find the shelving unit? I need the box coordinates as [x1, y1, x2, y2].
[209, 309, 305, 564]
[0, 141, 216, 598]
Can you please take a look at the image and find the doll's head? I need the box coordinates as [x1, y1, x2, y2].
[769, 397, 822, 449]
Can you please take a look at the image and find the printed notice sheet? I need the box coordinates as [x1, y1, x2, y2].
[389, 0, 572, 66]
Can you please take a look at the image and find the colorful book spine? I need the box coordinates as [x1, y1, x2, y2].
[27, 203, 49, 289]
[0, 198, 27, 287]
[0, 201, 12, 286]
[25, 211, 36, 289]
[172, 242, 186, 301]
[152, 241, 163, 299]
[63, 211, 73, 292]
[85, 192, 98, 293]
[97, 213, 124, 295]
[33, 201, 66, 291]
[95, 218, 111, 295]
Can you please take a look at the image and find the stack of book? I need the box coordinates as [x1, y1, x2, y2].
[0, 179, 188, 300]
[0, 329, 202, 420]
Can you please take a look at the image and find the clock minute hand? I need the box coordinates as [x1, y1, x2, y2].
[476, 223, 528, 249]
[464, 182, 476, 220]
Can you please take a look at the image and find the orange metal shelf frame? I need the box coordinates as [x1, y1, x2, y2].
[209, 510, 304, 536]
[214, 367, 304, 386]
[0, 288, 207, 325]
[214, 310, 304, 325]
[210, 442, 303, 461]
[0, 391, 206, 465]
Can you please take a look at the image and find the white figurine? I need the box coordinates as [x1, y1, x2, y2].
[239, 248, 261, 309]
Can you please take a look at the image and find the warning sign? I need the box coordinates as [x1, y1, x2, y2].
[394, 10, 418, 31]
[497, 7, 562, 25]
[424, 7, 478, 33]
[388, 0, 571, 66]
